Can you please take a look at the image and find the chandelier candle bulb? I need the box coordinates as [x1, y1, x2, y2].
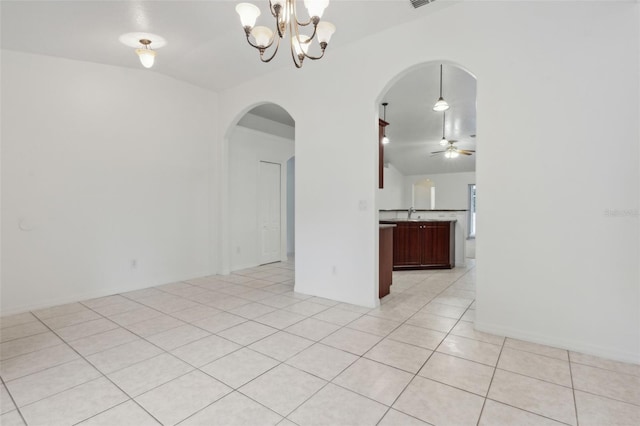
[293, 35, 311, 56]
[316, 21, 336, 45]
[304, 0, 329, 18]
[251, 26, 274, 47]
[236, 3, 261, 28]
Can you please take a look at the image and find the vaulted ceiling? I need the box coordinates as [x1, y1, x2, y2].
[1, 0, 475, 175]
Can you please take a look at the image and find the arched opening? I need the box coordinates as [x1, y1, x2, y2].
[225, 103, 296, 275]
[376, 61, 477, 297]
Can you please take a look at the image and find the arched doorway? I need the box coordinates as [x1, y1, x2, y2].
[376, 61, 477, 280]
[227, 103, 296, 272]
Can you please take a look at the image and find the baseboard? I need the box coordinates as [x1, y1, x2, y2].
[0, 282, 157, 317]
[475, 320, 640, 365]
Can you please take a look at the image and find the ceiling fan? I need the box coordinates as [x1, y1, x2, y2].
[431, 140, 475, 158]
[431, 112, 475, 158]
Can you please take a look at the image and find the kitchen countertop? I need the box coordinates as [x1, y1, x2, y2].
[380, 219, 457, 223]
[379, 223, 397, 229]
[379, 209, 468, 212]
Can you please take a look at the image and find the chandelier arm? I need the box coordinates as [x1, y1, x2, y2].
[290, 46, 303, 68]
[296, 18, 312, 26]
[303, 48, 325, 61]
[289, 20, 303, 68]
[259, 35, 281, 63]
[291, 15, 320, 61]
[269, 0, 286, 39]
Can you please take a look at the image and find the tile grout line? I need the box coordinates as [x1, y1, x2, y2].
[371, 266, 480, 425]
[0, 375, 29, 426]
[475, 333, 506, 426]
[21, 312, 166, 426]
[5, 261, 637, 424]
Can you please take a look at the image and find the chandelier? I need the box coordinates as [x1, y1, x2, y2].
[236, 0, 336, 68]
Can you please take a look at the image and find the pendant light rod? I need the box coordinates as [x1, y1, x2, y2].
[433, 63, 450, 111]
[382, 102, 390, 145]
[439, 111, 448, 146]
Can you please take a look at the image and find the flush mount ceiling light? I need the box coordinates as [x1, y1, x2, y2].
[381, 102, 390, 145]
[136, 38, 156, 68]
[119, 32, 167, 69]
[433, 64, 450, 112]
[236, 0, 336, 68]
[136, 39, 156, 68]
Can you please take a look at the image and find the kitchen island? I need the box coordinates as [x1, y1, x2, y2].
[380, 218, 456, 270]
[380, 209, 468, 267]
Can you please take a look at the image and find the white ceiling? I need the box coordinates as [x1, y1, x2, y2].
[1, 0, 475, 175]
[381, 63, 477, 175]
[0, 0, 448, 92]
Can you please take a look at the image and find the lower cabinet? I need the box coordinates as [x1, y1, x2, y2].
[379, 225, 394, 298]
[386, 221, 455, 270]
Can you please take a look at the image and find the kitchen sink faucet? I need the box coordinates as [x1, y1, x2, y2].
[408, 206, 415, 219]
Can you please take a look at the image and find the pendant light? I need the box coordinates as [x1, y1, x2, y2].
[433, 64, 450, 112]
[439, 112, 448, 146]
[382, 102, 390, 145]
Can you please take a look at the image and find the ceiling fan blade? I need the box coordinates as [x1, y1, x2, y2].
[458, 149, 476, 153]
[458, 151, 473, 156]
[430, 150, 445, 154]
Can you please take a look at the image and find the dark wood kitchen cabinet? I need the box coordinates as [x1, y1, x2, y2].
[382, 220, 455, 269]
[379, 224, 394, 298]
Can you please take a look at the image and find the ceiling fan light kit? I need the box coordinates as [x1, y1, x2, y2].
[236, 0, 336, 68]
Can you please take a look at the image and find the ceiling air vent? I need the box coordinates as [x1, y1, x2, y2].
[410, 0, 436, 8]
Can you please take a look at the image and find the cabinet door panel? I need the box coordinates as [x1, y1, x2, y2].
[393, 223, 422, 266]
[422, 223, 452, 266]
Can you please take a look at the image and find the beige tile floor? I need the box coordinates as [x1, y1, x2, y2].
[1, 260, 639, 425]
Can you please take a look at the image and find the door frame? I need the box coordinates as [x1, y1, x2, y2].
[258, 160, 283, 265]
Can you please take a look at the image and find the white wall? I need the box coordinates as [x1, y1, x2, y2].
[1, 2, 637, 363]
[216, 1, 639, 362]
[378, 163, 405, 209]
[405, 172, 475, 210]
[1, 50, 218, 314]
[287, 156, 295, 256]
[237, 112, 295, 140]
[229, 125, 294, 271]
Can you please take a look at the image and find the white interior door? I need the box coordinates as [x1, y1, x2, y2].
[259, 161, 281, 265]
